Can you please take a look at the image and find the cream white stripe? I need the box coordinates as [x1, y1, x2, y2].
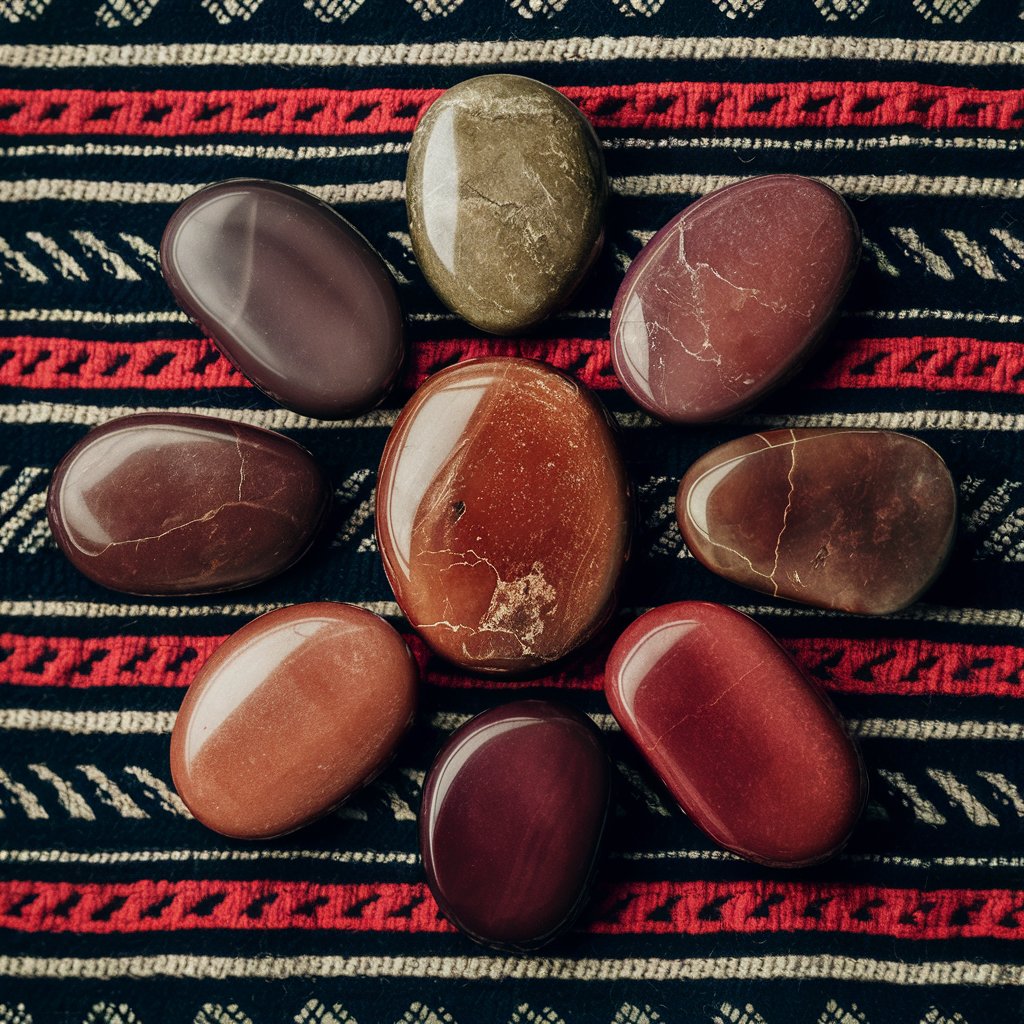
[0, 847, 419, 866]
[615, 173, 1024, 201]
[0, 708, 1018, 741]
[0, 598, 397, 619]
[620, 849, 1024, 869]
[0, 402, 397, 430]
[850, 308, 1024, 325]
[608, 135, 1024, 155]
[0, 953, 1019, 984]
[5, 134, 1024, 164]
[4, 402, 1024, 434]
[0, 179, 405, 205]
[1, 35, 1023, 69]
[0, 598, 1020, 629]
[0, 308, 191, 325]
[1, 846, 1021, 870]
[0, 141, 412, 161]
[3, 174, 1023, 205]
[0, 306, 1019, 327]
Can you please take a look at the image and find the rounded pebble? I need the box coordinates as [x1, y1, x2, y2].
[605, 601, 867, 867]
[47, 412, 330, 596]
[161, 179, 405, 419]
[376, 357, 631, 674]
[420, 699, 610, 949]
[170, 602, 418, 840]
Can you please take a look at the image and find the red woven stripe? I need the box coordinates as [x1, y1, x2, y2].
[2, 633, 1022, 698]
[3, 335, 1022, 396]
[0, 82, 1021, 137]
[809, 336, 1024, 394]
[2, 878, 1021, 938]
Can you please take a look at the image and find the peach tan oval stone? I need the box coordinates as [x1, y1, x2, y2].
[376, 357, 631, 674]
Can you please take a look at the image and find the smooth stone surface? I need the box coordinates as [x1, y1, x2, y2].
[611, 174, 860, 423]
[605, 601, 866, 867]
[171, 602, 417, 840]
[406, 74, 607, 335]
[677, 428, 957, 615]
[47, 412, 329, 596]
[376, 357, 630, 674]
[420, 700, 610, 949]
[162, 179, 404, 418]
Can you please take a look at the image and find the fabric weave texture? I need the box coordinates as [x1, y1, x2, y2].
[0, 1, 1023, 1021]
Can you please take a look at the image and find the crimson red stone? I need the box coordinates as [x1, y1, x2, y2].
[605, 602, 866, 867]
[420, 700, 610, 949]
[171, 602, 417, 840]
[611, 175, 860, 423]
[376, 357, 631, 674]
[677, 429, 957, 614]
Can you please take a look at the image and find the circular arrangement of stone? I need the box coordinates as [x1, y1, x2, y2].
[45, 72, 960, 952]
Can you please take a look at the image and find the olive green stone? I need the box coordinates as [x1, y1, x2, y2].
[406, 74, 608, 335]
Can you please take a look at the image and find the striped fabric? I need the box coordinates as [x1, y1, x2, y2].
[1, 2, 1023, 1022]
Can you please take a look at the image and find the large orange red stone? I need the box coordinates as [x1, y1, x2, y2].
[376, 357, 631, 674]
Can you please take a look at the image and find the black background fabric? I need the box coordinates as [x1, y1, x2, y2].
[1, 1, 1023, 1021]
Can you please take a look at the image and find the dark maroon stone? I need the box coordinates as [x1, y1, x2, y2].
[161, 179, 404, 419]
[47, 412, 330, 595]
[420, 700, 610, 950]
[605, 602, 866, 868]
[677, 429, 957, 614]
[611, 174, 860, 423]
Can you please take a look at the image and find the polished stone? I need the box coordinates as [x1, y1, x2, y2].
[161, 179, 404, 418]
[605, 601, 866, 867]
[677, 428, 957, 615]
[47, 413, 329, 595]
[376, 357, 630, 674]
[611, 174, 860, 423]
[171, 602, 417, 840]
[406, 75, 607, 334]
[420, 700, 609, 949]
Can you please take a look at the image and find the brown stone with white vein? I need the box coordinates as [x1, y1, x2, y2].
[47, 413, 329, 595]
[611, 175, 860, 423]
[376, 357, 631, 674]
[677, 429, 956, 615]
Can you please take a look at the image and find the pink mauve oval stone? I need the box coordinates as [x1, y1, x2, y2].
[610, 175, 860, 423]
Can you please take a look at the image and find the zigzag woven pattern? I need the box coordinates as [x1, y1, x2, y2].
[1, 0, 1024, 1021]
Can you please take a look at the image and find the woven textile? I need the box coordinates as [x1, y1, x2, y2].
[1, 2, 1023, 1021]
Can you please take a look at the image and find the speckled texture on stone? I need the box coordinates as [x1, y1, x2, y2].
[677, 429, 957, 615]
[376, 357, 630, 674]
[406, 74, 607, 335]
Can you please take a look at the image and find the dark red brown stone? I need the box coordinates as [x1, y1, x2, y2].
[420, 700, 610, 949]
[605, 601, 866, 867]
[610, 175, 860, 423]
[171, 602, 417, 840]
[376, 357, 631, 674]
[677, 428, 957, 615]
[47, 412, 329, 595]
[161, 179, 404, 419]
